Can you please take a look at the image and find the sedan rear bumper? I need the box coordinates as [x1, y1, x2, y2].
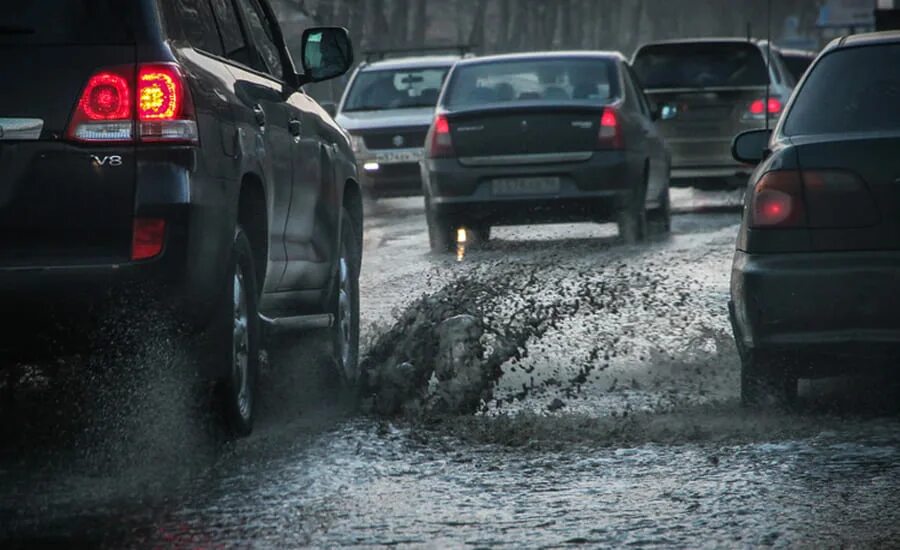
[730, 250, 900, 376]
[423, 151, 641, 225]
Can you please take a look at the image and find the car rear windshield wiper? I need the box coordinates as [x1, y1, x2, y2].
[0, 25, 36, 35]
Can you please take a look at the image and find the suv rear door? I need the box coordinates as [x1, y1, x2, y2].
[0, 1, 139, 265]
[211, 0, 294, 292]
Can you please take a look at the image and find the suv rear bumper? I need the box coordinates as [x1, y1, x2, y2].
[422, 151, 639, 225]
[730, 250, 900, 376]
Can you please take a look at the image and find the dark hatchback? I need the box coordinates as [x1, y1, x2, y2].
[730, 32, 900, 405]
[421, 52, 671, 251]
[0, 0, 360, 435]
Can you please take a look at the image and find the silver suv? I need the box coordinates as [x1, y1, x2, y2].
[336, 55, 460, 199]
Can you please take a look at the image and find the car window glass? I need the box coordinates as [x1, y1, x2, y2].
[633, 43, 769, 89]
[343, 67, 450, 111]
[209, 0, 255, 67]
[0, 0, 134, 44]
[784, 44, 900, 136]
[170, 0, 223, 55]
[624, 66, 649, 116]
[234, 0, 283, 78]
[444, 58, 620, 109]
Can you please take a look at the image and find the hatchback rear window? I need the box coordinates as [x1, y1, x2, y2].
[444, 57, 620, 109]
[633, 43, 769, 89]
[0, 1, 135, 45]
[783, 44, 900, 136]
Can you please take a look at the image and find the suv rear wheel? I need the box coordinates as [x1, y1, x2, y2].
[214, 226, 260, 437]
[648, 186, 672, 236]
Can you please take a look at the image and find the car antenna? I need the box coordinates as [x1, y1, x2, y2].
[765, 0, 772, 131]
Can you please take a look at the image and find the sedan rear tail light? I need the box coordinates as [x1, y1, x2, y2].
[597, 107, 624, 150]
[67, 63, 198, 144]
[749, 170, 806, 228]
[426, 114, 455, 158]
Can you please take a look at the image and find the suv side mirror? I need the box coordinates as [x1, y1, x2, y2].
[732, 129, 773, 165]
[299, 27, 353, 85]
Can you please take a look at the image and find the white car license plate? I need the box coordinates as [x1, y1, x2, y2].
[491, 177, 561, 196]
[375, 150, 422, 164]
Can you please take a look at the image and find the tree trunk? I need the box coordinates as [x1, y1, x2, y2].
[369, 0, 391, 51]
[468, 0, 488, 51]
[411, 0, 428, 46]
[389, 0, 410, 47]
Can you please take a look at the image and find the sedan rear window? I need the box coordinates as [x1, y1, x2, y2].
[633, 43, 769, 89]
[444, 57, 620, 109]
[783, 44, 900, 136]
[0, 1, 135, 45]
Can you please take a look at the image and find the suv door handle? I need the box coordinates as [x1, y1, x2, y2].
[289, 119, 303, 137]
[252, 104, 266, 127]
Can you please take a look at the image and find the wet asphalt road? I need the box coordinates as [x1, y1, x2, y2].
[4, 189, 900, 548]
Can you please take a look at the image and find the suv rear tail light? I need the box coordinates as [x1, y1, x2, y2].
[132, 218, 166, 260]
[597, 107, 624, 150]
[749, 170, 806, 228]
[67, 66, 135, 142]
[67, 63, 198, 144]
[426, 114, 455, 158]
[748, 98, 782, 117]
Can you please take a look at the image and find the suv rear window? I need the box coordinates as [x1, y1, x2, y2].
[633, 42, 769, 89]
[444, 57, 620, 109]
[0, 1, 135, 45]
[783, 44, 900, 136]
[344, 67, 450, 112]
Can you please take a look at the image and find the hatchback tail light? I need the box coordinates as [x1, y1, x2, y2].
[749, 170, 806, 228]
[597, 107, 624, 150]
[67, 63, 198, 144]
[426, 114, 455, 158]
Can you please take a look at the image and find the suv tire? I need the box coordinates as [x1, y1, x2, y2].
[331, 207, 361, 386]
[214, 226, 260, 437]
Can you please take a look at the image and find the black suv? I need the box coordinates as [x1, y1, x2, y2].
[0, 1, 361, 436]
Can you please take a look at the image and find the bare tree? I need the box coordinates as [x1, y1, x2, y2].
[468, 0, 489, 51]
[411, 1, 428, 46]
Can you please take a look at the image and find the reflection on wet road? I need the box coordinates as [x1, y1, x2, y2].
[4, 193, 900, 548]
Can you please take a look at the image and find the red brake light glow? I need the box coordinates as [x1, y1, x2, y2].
[82, 72, 131, 120]
[749, 98, 782, 116]
[597, 107, 624, 150]
[68, 63, 197, 144]
[427, 114, 455, 158]
[750, 171, 806, 228]
[139, 66, 181, 121]
[132, 218, 166, 261]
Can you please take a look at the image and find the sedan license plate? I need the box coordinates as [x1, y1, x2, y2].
[375, 150, 422, 164]
[491, 177, 561, 196]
